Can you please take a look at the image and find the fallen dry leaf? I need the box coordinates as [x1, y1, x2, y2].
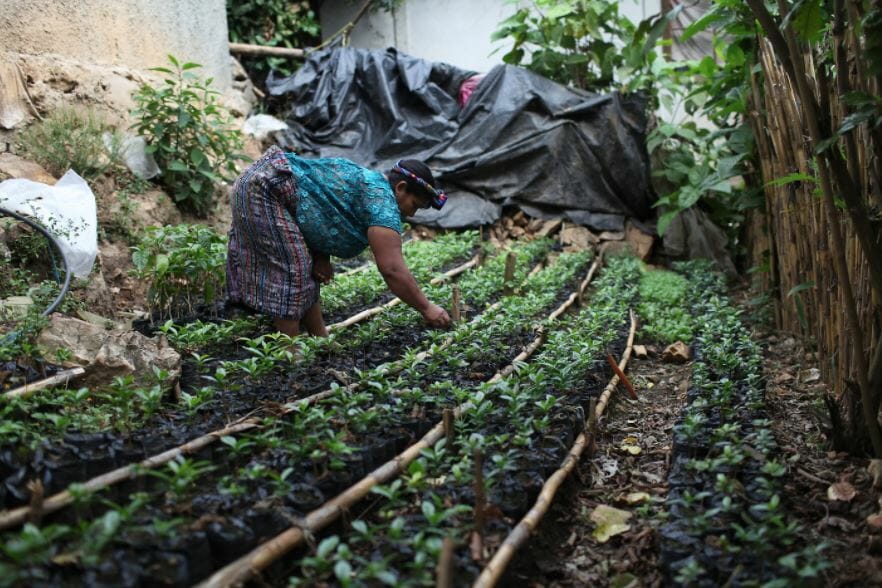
[827, 481, 857, 502]
[623, 492, 651, 505]
[590, 504, 632, 543]
[620, 436, 642, 456]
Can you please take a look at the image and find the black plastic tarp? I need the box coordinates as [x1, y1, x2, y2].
[267, 47, 654, 231]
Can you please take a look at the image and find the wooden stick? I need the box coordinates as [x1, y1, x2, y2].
[472, 310, 638, 588]
[606, 353, 637, 400]
[328, 256, 478, 331]
[451, 285, 462, 323]
[197, 263, 595, 587]
[436, 536, 456, 588]
[443, 408, 455, 447]
[3, 367, 85, 400]
[503, 253, 517, 295]
[473, 448, 486, 554]
[596, 311, 638, 417]
[586, 397, 598, 456]
[229, 42, 306, 58]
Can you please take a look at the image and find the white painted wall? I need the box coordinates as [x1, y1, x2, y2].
[321, 0, 663, 73]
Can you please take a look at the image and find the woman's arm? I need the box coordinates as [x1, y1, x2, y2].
[312, 252, 333, 284]
[367, 226, 450, 327]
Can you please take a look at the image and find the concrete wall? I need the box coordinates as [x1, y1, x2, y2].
[0, 0, 231, 91]
[320, 0, 663, 72]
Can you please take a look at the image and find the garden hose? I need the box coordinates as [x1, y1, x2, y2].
[0, 206, 73, 317]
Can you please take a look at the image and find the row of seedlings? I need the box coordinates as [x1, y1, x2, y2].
[321, 231, 479, 323]
[0, 241, 560, 586]
[0, 232, 509, 514]
[238, 256, 642, 587]
[660, 262, 828, 585]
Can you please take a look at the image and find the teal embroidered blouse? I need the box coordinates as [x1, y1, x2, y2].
[284, 153, 403, 259]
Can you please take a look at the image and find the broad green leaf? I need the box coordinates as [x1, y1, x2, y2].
[190, 148, 207, 166]
[679, 4, 723, 42]
[764, 172, 816, 187]
[787, 282, 815, 297]
[783, 0, 825, 43]
[316, 536, 339, 559]
[839, 109, 876, 134]
[182, 62, 202, 70]
[545, 3, 575, 20]
[657, 209, 680, 236]
[334, 560, 352, 583]
[155, 254, 169, 275]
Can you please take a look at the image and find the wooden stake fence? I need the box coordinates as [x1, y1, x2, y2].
[473, 310, 638, 588]
[745, 38, 879, 406]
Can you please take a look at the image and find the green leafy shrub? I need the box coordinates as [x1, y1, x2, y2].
[17, 108, 121, 179]
[131, 55, 246, 217]
[130, 224, 227, 320]
[227, 0, 320, 82]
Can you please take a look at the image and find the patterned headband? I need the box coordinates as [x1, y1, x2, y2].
[392, 160, 448, 210]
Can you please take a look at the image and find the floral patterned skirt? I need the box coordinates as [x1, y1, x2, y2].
[225, 146, 319, 320]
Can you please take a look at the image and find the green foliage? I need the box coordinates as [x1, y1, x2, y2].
[492, 0, 636, 90]
[492, 0, 758, 248]
[227, 0, 320, 82]
[17, 108, 121, 180]
[131, 55, 246, 216]
[130, 224, 227, 319]
[492, 0, 684, 92]
[638, 268, 693, 344]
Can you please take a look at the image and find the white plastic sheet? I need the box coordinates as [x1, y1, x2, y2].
[0, 170, 98, 277]
[243, 114, 288, 141]
[105, 132, 161, 180]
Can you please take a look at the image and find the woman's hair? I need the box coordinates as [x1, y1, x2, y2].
[388, 159, 439, 204]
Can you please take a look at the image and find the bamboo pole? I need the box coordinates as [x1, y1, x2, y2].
[197, 261, 601, 587]
[228, 42, 306, 58]
[473, 310, 638, 588]
[0, 419, 260, 531]
[3, 367, 85, 401]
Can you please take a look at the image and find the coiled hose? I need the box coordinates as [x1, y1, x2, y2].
[0, 206, 72, 317]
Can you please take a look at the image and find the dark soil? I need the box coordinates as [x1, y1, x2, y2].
[505, 346, 689, 586]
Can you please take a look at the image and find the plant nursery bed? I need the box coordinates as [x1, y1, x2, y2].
[5, 256, 845, 588]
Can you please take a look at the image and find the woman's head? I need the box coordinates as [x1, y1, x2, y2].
[388, 159, 447, 217]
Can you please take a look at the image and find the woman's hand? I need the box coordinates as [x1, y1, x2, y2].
[312, 255, 334, 284]
[421, 303, 451, 328]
